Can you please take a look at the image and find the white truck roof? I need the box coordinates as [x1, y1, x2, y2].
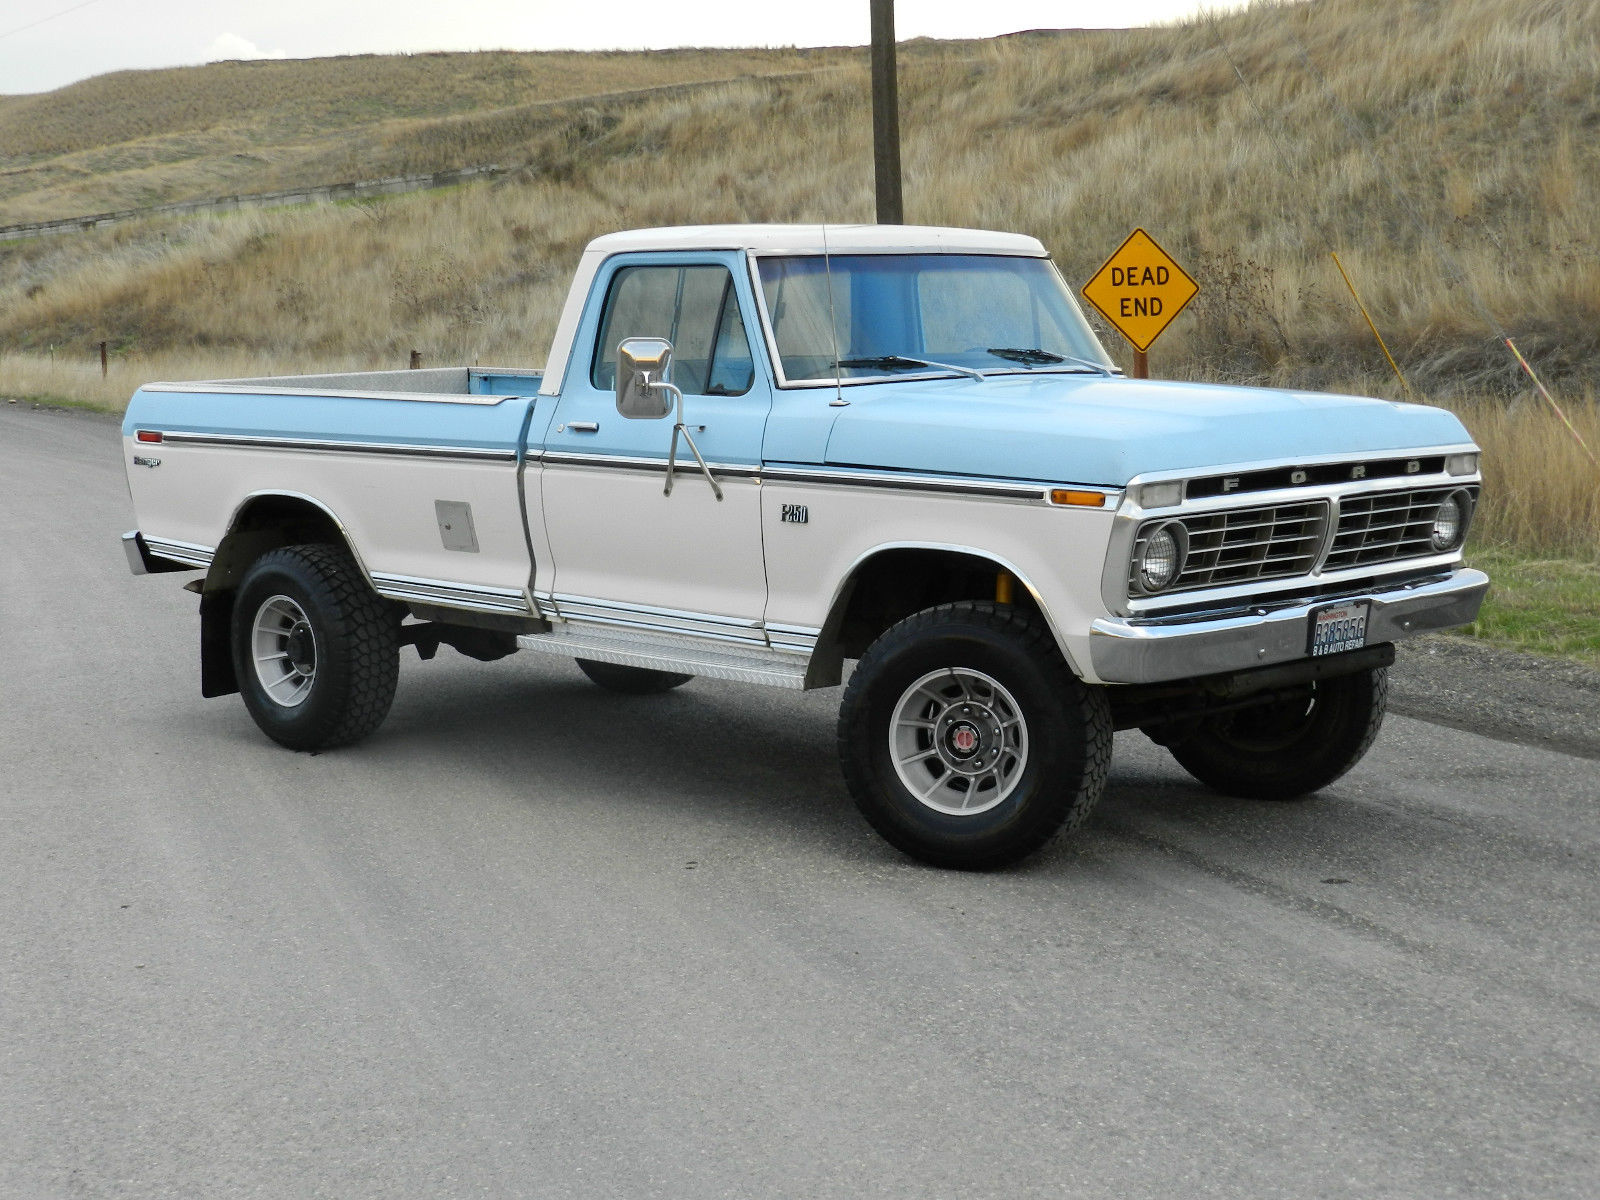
[582, 224, 1048, 257]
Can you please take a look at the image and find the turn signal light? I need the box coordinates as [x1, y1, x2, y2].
[1050, 489, 1106, 508]
[135, 430, 162, 443]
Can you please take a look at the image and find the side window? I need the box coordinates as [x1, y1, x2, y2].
[707, 292, 754, 395]
[592, 264, 753, 396]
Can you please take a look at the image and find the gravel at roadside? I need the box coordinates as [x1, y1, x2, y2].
[1392, 634, 1600, 760]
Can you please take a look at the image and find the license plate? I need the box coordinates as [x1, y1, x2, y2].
[1308, 600, 1371, 657]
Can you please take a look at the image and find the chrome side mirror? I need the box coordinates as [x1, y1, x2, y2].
[615, 337, 675, 419]
[611, 335, 723, 502]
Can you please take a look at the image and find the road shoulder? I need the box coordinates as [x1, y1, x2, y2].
[1392, 634, 1600, 760]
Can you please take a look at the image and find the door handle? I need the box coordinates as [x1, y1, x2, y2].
[560, 421, 599, 433]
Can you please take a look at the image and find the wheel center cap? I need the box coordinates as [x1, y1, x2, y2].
[948, 722, 981, 758]
[285, 623, 315, 675]
[935, 703, 1005, 775]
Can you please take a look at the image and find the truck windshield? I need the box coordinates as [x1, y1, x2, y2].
[755, 253, 1115, 384]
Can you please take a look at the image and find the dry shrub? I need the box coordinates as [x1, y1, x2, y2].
[1444, 394, 1600, 559]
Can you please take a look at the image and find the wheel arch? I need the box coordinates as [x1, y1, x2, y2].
[205, 491, 375, 594]
[806, 542, 1083, 688]
[196, 491, 378, 700]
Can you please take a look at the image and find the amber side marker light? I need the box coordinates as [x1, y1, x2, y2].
[135, 430, 162, 443]
[1050, 489, 1106, 508]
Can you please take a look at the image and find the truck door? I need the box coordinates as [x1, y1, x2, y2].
[537, 255, 772, 639]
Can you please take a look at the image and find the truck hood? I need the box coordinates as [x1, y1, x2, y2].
[820, 374, 1473, 486]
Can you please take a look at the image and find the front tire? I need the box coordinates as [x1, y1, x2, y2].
[231, 544, 400, 750]
[1164, 666, 1387, 800]
[838, 602, 1112, 870]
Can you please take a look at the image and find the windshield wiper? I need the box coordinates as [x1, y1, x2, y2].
[986, 347, 1116, 376]
[986, 347, 1064, 364]
[835, 355, 985, 381]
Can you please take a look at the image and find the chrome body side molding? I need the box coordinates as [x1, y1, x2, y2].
[123, 530, 207, 574]
[765, 621, 824, 654]
[138, 535, 216, 570]
[370, 572, 534, 615]
[538, 450, 763, 480]
[157, 431, 518, 463]
[761, 466, 1056, 502]
[548, 593, 767, 645]
[537, 450, 1088, 504]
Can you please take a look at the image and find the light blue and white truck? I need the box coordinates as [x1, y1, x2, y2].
[122, 224, 1487, 868]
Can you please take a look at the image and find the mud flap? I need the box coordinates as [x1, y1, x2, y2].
[199, 589, 239, 698]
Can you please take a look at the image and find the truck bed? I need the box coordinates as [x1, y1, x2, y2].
[123, 366, 549, 617]
[158, 365, 544, 399]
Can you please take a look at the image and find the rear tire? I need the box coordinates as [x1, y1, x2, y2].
[838, 601, 1112, 870]
[575, 658, 692, 694]
[231, 544, 400, 750]
[1164, 667, 1387, 800]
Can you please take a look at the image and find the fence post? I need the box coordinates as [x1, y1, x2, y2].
[99, 340, 108, 378]
[409, 350, 422, 369]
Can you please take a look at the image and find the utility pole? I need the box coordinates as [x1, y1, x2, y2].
[870, 0, 903, 224]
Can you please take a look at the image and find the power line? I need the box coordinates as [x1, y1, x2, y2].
[0, 0, 110, 43]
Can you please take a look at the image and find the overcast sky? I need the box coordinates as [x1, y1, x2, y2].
[0, 1, 1254, 96]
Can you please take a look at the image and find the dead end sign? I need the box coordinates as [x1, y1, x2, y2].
[1081, 229, 1199, 353]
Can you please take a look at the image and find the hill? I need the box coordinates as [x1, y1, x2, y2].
[0, 46, 867, 224]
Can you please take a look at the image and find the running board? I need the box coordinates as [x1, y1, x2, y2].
[516, 623, 809, 689]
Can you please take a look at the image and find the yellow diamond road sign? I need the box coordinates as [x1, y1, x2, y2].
[1081, 228, 1198, 354]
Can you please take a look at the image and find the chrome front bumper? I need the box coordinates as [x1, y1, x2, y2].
[1089, 569, 1489, 685]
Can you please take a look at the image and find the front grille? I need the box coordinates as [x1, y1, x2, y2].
[1132, 501, 1328, 594]
[1324, 486, 1477, 571]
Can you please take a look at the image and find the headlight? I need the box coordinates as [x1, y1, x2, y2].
[1430, 490, 1471, 551]
[1137, 521, 1186, 592]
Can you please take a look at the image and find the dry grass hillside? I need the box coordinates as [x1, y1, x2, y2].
[1, 0, 1596, 562]
[0, 46, 866, 223]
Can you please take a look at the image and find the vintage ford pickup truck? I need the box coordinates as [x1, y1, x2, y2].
[122, 224, 1487, 868]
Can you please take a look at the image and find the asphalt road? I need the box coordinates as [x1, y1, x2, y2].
[2, 404, 1595, 1199]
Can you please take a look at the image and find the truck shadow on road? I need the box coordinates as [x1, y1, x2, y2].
[209, 651, 1373, 876]
[173, 649, 1413, 880]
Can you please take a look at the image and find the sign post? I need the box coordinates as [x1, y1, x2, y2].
[1081, 229, 1198, 379]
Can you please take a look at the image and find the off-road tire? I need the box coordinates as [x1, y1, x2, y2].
[1165, 666, 1388, 800]
[231, 544, 400, 751]
[838, 601, 1112, 870]
[575, 658, 693, 694]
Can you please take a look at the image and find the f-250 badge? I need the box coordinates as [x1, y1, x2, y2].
[780, 503, 808, 524]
